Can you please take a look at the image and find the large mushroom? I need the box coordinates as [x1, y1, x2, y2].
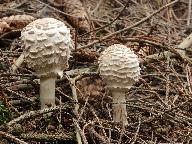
[99, 44, 140, 125]
[21, 18, 73, 109]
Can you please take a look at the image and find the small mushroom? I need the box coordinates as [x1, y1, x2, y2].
[21, 18, 73, 109]
[99, 44, 140, 125]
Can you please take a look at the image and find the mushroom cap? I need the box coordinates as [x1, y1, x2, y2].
[99, 44, 140, 90]
[21, 18, 73, 77]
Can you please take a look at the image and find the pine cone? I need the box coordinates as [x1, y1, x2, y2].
[2, 15, 35, 29]
[51, 0, 90, 34]
[0, 21, 11, 33]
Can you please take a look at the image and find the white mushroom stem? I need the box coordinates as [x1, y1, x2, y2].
[111, 89, 128, 126]
[40, 76, 56, 109]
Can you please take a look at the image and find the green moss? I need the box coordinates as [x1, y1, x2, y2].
[96, 30, 105, 37]
[0, 101, 14, 125]
[0, 62, 4, 70]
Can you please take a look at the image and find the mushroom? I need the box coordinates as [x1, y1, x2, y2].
[21, 18, 73, 109]
[98, 44, 140, 125]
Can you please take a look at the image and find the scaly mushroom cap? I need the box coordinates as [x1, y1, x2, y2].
[21, 18, 73, 77]
[99, 44, 140, 90]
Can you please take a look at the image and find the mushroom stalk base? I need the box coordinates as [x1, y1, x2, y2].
[40, 76, 56, 109]
[111, 90, 128, 125]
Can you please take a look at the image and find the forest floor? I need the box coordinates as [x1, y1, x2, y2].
[0, 0, 192, 143]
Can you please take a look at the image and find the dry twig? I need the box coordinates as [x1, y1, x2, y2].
[0, 131, 27, 144]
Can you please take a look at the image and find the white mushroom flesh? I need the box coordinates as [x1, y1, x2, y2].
[21, 18, 73, 78]
[99, 44, 140, 125]
[99, 44, 140, 90]
[21, 18, 73, 109]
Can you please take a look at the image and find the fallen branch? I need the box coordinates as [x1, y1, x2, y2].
[140, 33, 192, 64]
[0, 131, 27, 144]
[88, 127, 109, 144]
[66, 74, 83, 144]
[78, 0, 179, 49]
[6, 104, 69, 126]
[20, 131, 73, 141]
[73, 118, 89, 144]
[12, 53, 24, 72]
[131, 117, 141, 144]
